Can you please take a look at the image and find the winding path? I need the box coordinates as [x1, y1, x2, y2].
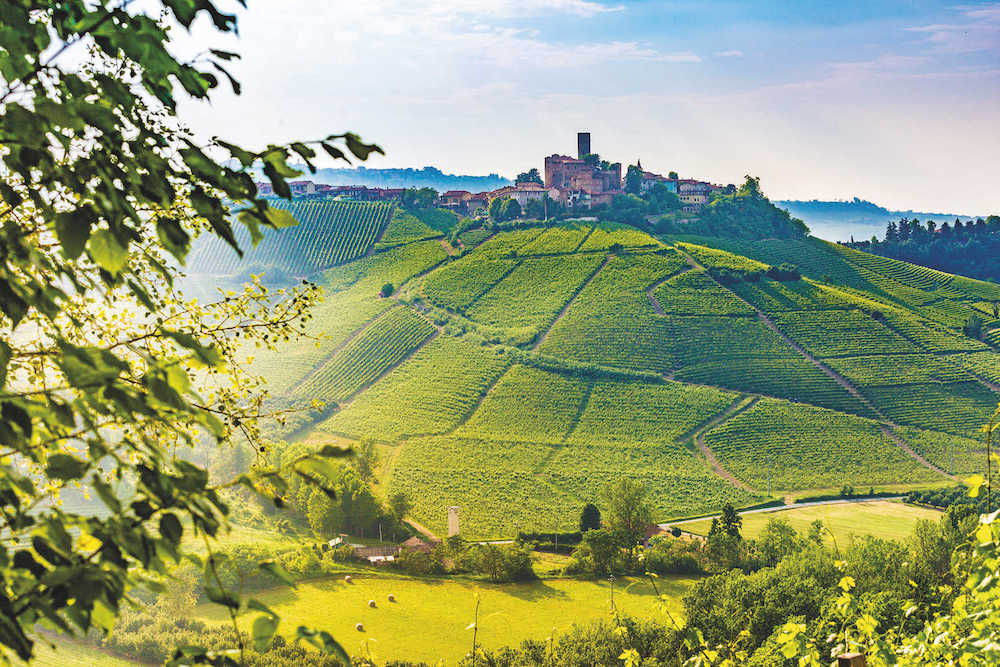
[646, 265, 694, 316]
[683, 396, 760, 492]
[677, 248, 955, 481]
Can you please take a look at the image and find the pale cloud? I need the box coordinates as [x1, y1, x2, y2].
[714, 49, 744, 57]
[906, 3, 1000, 53]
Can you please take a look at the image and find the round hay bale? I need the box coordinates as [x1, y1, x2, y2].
[344, 575, 352, 583]
[368, 599, 377, 608]
[387, 593, 396, 603]
[355, 623, 364, 632]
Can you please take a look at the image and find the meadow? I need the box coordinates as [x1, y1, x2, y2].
[680, 500, 942, 546]
[191, 573, 695, 664]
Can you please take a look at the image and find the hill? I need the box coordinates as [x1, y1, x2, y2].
[259, 164, 512, 193]
[247, 219, 1000, 538]
[777, 197, 980, 242]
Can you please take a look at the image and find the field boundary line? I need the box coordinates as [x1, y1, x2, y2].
[876, 318, 1000, 394]
[571, 224, 597, 252]
[444, 359, 516, 435]
[464, 258, 525, 311]
[678, 247, 955, 481]
[285, 304, 400, 397]
[531, 254, 611, 351]
[362, 202, 395, 259]
[687, 395, 759, 492]
[647, 265, 696, 315]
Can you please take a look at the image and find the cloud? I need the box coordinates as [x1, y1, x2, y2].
[906, 3, 1000, 53]
[714, 50, 743, 57]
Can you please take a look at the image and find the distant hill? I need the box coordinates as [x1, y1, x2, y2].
[248, 217, 1000, 538]
[777, 198, 981, 242]
[294, 165, 512, 193]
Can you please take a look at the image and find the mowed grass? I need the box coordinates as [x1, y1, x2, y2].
[682, 500, 942, 546]
[193, 573, 695, 664]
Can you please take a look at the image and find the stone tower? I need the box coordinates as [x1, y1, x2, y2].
[447, 506, 460, 537]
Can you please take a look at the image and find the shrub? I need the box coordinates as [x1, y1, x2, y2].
[766, 263, 801, 281]
[380, 282, 394, 298]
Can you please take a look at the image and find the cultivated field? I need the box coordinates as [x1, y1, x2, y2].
[681, 500, 942, 546]
[192, 573, 694, 664]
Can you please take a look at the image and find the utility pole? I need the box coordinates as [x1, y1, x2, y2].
[609, 574, 616, 611]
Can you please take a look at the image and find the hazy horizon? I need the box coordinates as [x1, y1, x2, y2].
[176, 1, 999, 215]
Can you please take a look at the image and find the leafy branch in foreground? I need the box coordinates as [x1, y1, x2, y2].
[0, 1, 381, 663]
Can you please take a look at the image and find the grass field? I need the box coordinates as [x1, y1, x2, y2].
[193, 573, 695, 664]
[681, 500, 942, 546]
[23, 635, 144, 666]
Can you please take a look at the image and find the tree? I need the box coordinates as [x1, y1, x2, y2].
[581, 528, 621, 576]
[380, 282, 395, 298]
[964, 314, 984, 339]
[501, 198, 522, 220]
[401, 187, 438, 209]
[0, 3, 381, 661]
[488, 196, 506, 221]
[668, 171, 679, 179]
[580, 503, 602, 532]
[354, 440, 380, 482]
[624, 164, 643, 195]
[389, 492, 412, 522]
[516, 168, 542, 184]
[601, 479, 653, 555]
[583, 153, 601, 167]
[720, 503, 742, 538]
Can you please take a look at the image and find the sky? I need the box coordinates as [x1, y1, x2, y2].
[176, 1, 1000, 214]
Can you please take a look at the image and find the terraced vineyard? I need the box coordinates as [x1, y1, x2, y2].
[188, 199, 393, 275]
[250, 220, 1000, 536]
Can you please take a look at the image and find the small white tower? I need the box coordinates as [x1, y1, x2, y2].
[447, 506, 460, 537]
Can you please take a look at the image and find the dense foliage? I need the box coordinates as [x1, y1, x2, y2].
[0, 1, 383, 662]
[848, 215, 1000, 283]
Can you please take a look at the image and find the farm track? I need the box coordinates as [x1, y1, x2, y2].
[684, 396, 759, 492]
[647, 266, 695, 315]
[677, 247, 955, 481]
[444, 361, 516, 436]
[531, 254, 611, 351]
[571, 225, 596, 252]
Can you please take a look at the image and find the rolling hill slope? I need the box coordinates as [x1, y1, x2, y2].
[250, 219, 1000, 537]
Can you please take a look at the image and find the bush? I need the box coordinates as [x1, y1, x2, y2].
[394, 546, 446, 575]
[466, 543, 536, 582]
[765, 263, 800, 281]
[380, 282, 394, 298]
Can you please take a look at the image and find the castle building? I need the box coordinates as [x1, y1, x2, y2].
[543, 133, 623, 209]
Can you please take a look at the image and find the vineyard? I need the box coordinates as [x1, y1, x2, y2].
[291, 307, 436, 402]
[246, 218, 1000, 537]
[702, 399, 941, 491]
[187, 199, 393, 276]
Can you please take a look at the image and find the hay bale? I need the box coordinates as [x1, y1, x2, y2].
[387, 594, 396, 603]
[355, 623, 364, 632]
[344, 575, 352, 583]
[368, 599, 377, 608]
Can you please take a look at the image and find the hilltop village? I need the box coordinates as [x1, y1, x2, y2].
[255, 131, 728, 218]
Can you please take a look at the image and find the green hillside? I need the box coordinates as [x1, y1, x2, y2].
[185, 200, 454, 277]
[252, 219, 1000, 538]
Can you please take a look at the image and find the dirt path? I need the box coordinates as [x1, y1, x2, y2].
[678, 248, 955, 481]
[404, 519, 438, 540]
[532, 254, 611, 351]
[647, 265, 694, 315]
[684, 396, 759, 492]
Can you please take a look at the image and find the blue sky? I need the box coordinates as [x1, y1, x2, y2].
[179, 1, 999, 213]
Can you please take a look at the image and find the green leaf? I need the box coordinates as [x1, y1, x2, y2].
[204, 585, 240, 610]
[46, 454, 89, 481]
[252, 614, 279, 652]
[54, 207, 95, 259]
[57, 343, 128, 387]
[295, 626, 350, 664]
[259, 560, 295, 587]
[88, 229, 128, 275]
[159, 513, 182, 545]
[263, 206, 298, 229]
[344, 133, 384, 161]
